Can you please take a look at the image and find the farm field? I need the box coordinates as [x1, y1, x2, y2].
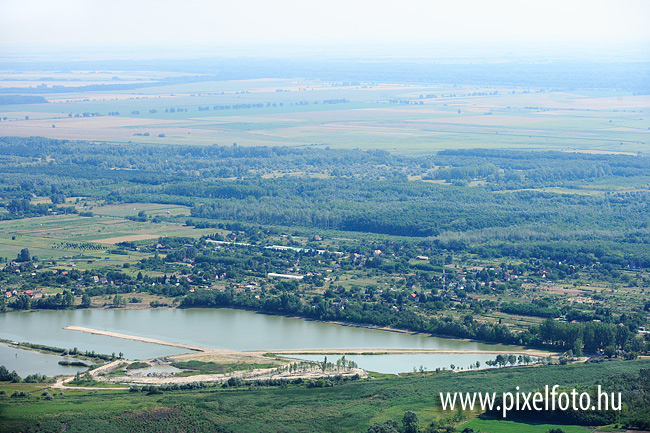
[1, 71, 648, 153]
[0, 203, 211, 271]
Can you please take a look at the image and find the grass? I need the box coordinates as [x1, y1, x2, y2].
[0, 358, 648, 433]
[0, 207, 213, 265]
[460, 418, 592, 433]
[125, 362, 149, 370]
[172, 360, 276, 375]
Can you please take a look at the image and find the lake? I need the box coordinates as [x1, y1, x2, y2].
[0, 308, 525, 374]
[291, 353, 530, 375]
[0, 343, 88, 377]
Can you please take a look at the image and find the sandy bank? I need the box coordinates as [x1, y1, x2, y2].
[64, 326, 206, 352]
[269, 348, 557, 357]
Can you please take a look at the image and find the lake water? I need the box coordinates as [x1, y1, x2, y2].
[0, 308, 523, 374]
[291, 353, 525, 375]
[0, 343, 88, 377]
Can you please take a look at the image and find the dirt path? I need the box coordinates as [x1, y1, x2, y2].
[64, 326, 206, 352]
[64, 326, 554, 358]
[97, 365, 366, 386]
[50, 360, 129, 390]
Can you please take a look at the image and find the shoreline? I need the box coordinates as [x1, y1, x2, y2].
[4, 305, 559, 357]
[63, 325, 556, 359]
[63, 326, 206, 352]
[271, 348, 555, 357]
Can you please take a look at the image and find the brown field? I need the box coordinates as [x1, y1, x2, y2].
[0, 116, 194, 142]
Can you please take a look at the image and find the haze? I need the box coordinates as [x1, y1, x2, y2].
[1, 0, 649, 59]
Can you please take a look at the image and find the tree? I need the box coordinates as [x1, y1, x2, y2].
[63, 290, 74, 308]
[367, 420, 399, 433]
[112, 295, 126, 307]
[10, 294, 30, 310]
[402, 411, 420, 433]
[81, 293, 91, 308]
[0, 365, 20, 382]
[573, 337, 583, 357]
[17, 248, 30, 262]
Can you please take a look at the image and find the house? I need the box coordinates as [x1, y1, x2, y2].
[267, 272, 304, 280]
[416, 256, 429, 261]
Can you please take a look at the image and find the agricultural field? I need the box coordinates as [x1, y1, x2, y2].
[0, 204, 211, 270]
[1, 69, 648, 153]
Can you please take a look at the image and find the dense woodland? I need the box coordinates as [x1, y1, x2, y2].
[2, 136, 649, 248]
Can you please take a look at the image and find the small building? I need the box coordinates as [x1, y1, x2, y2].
[267, 272, 304, 280]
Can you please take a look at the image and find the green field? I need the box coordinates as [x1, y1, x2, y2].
[0, 204, 212, 267]
[460, 418, 591, 433]
[1, 358, 648, 433]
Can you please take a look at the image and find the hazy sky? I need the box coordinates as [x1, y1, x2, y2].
[1, 0, 649, 57]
